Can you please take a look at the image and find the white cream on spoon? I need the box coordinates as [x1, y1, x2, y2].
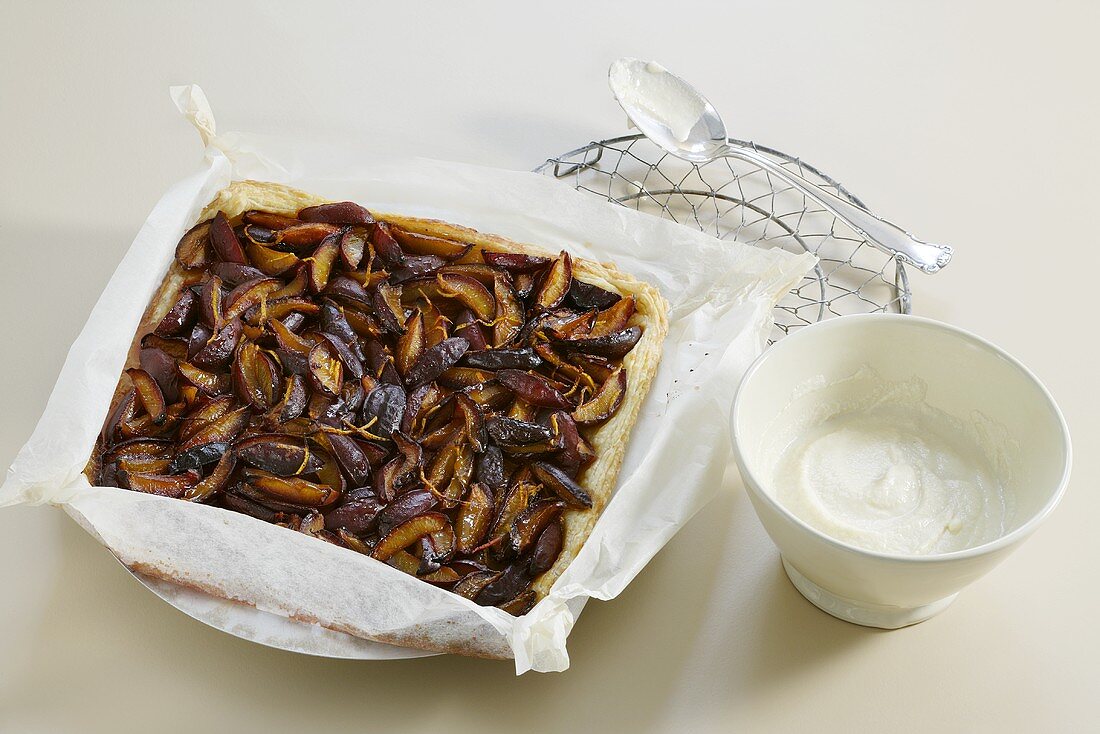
[608, 57, 706, 144]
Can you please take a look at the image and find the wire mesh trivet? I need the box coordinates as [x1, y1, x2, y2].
[534, 134, 911, 342]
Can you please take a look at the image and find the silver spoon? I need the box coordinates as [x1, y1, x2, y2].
[608, 58, 952, 274]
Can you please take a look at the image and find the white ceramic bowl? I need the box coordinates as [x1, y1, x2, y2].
[731, 314, 1071, 628]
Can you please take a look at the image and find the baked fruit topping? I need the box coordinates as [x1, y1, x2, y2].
[92, 201, 648, 615]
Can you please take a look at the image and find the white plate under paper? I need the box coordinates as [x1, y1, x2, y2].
[129, 569, 436, 660]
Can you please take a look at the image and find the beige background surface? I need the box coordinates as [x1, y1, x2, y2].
[2, 1, 1098, 732]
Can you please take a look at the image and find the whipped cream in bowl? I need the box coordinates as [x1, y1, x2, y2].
[771, 369, 1013, 556]
[731, 315, 1070, 629]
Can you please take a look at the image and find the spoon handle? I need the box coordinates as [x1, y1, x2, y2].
[720, 144, 953, 274]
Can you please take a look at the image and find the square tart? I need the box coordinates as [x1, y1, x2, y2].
[85, 179, 669, 634]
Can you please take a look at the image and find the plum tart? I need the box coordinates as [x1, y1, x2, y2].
[86, 180, 668, 617]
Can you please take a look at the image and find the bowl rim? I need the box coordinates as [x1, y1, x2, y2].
[730, 313, 1073, 564]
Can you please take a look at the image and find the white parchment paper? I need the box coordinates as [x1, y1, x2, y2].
[0, 86, 815, 673]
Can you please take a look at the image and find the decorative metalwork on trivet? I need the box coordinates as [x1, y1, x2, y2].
[534, 134, 911, 342]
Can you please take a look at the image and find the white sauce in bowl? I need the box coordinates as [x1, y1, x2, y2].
[771, 370, 1013, 555]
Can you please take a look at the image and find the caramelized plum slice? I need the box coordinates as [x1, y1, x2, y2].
[220, 490, 276, 522]
[421, 567, 462, 586]
[210, 212, 247, 264]
[486, 416, 553, 447]
[105, 437, 171, 464]
[529, 519, 564, 575]
[482, 251, 551, 273]
[568, 279, 621, 310]
[321, 333, 364, 380]
[496, 369, 572, 409]
[372, 282, 406, 334]
[175, 220, 212, 270]
[179, 405, 251, 451]
[252, 241, 302, 276]
[395, 311, 425, 377]
[418, 299, 448, 348]
[462, 380, 512, 410]
[126, 368, 167, 425]
[298, 201, 374, 225]
[270, 317, 313, 358]
[475, 445, 507, 493]
[362, 383, 407, 438]
[326, 432, 372, 487]
[243, 210, 299, 229]
[371, 221, 405, 267]
[589, 294, 636, 337]
[456, 482, 493, 555]
[210, 262, 267, 286]
[497, 590, 537, 616]
[452, 310, 489, 351]
[308, 340, 344, 397]
[462, 347, 541, 371]
[241, 223, 276, 244]
[404, 337, 470, 387]
[424, 442, 459, 494]
[141, 333, 189, 362]
[237, 434, 320, 476]
[514, 272, 537, 300]
[442, 443, 474, 509]
[307, 233, 341, 293]
[385, 549, 421, 575]
[573, 367, 626, 424]
[249, 470, 340, 507]
[391, 227, 472, 260]
[275, 374, 308, 422]
[535, 251, 572, 309]
[388, 254, 447, 284]
[509, 500, 565, 555]
[434, 273, 496, 320]
[549, 411, 595, 475]
[440, 264, 501, 284]
[438, 367, 493, 389]
[183, 452, 236, 502]
[154, 290, 198, 338]
[320, 302, 366, 358]
[401, 382, 445, 436]
[119, 470, 196, 499]
[453, 393, 486, 452]
[168, 441, 230, 473]
[139, 347, 181, 403]
[233, 341, 282, 409]
[453, 570, 501, 600]
[270, 266, 309, 299]
[339, 227, 369, 270]
[325, 496, 386, 534]
[378, 489, 439, 535]
[244, 297, 319, 325]
[311, 443, 348, 494]
[275, 222, 342, 247]
[191, 318, 243, 371]
[198, 275, 224, 329]
[475, 563, 532, 607]
[556, 325, 642, 359]
[532, 461, 593, 508]
[426, 523, 456, 566]
[178, 395, 233, 444]
[371, 513, 449, 561]
[492, 273, 524, 347]
[324, 278, 372, 312]
[235, 481, 316, 515]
